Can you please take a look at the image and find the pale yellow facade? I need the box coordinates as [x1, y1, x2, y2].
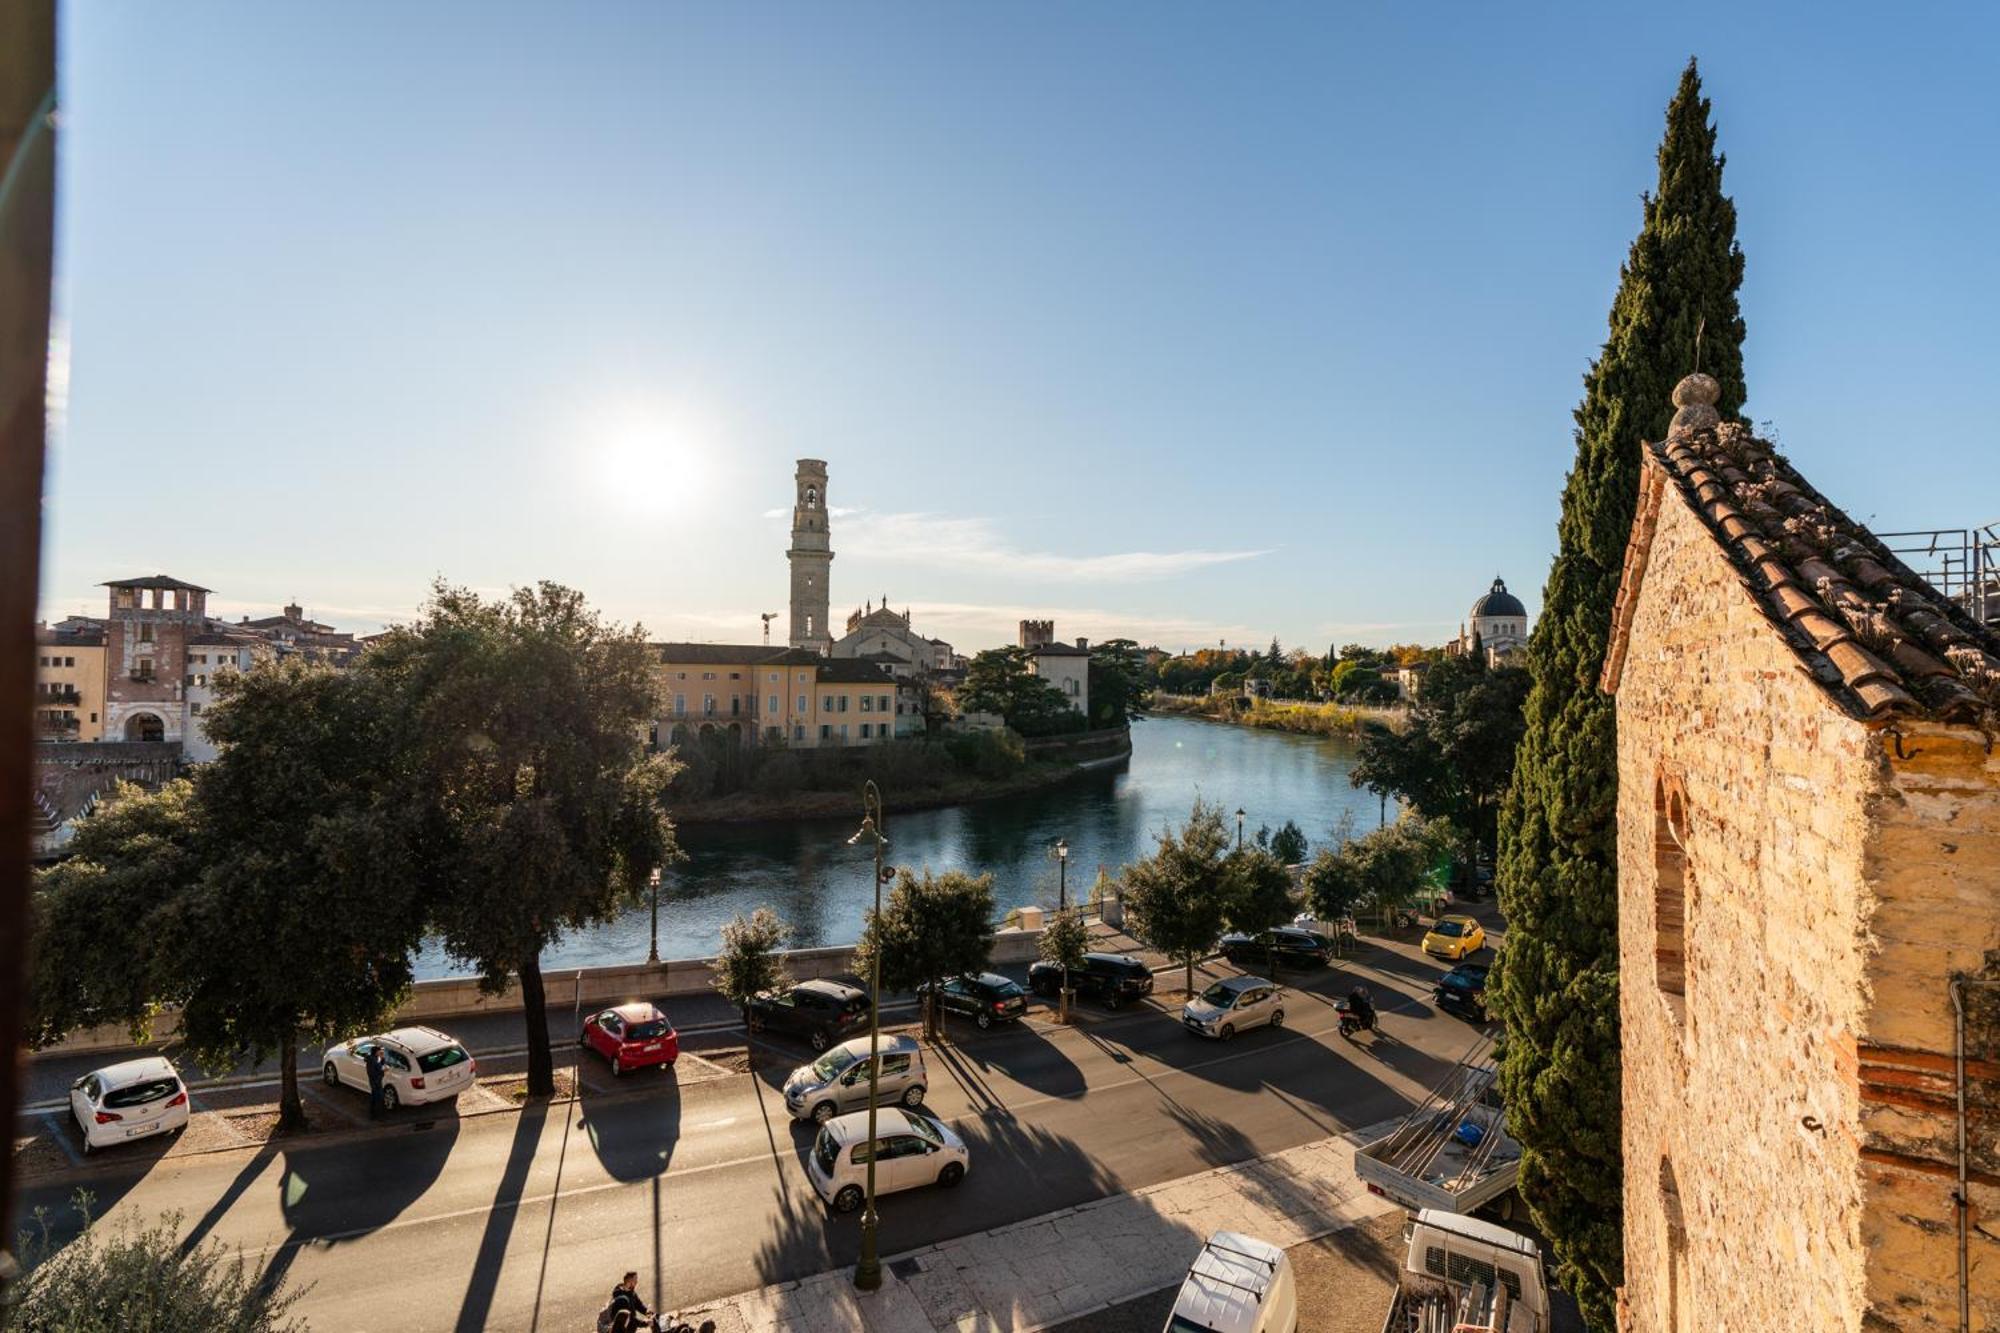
[652, 646, 896, 750]
[33, 632, 105, 741]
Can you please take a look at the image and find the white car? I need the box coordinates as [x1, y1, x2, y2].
[322, 1026, 476, 1111]
[1166, 1231, 1298, 1333]
[1182, 976, 1284, 1041]
[70, 1056, 189, 1156]
[806, 1107, 969, 1214]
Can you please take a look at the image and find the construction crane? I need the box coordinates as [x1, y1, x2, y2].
[760, 612, 778, 646]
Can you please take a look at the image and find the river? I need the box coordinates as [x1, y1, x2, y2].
[412, 714, 1382, 978]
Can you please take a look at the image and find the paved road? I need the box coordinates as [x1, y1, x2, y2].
[13, 937, 1494, 1333]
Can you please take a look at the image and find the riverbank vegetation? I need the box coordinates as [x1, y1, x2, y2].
[1146, 638, 1437, 704]
[1148, 692, 1400, 737]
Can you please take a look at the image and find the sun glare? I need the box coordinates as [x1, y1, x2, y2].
[585, 401, 717, 518]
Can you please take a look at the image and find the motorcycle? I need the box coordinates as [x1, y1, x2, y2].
[1335, 999, 1377, 1038]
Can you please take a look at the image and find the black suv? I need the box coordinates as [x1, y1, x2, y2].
[747, 979, 871, 1051]
[1028, 952, 1154, 1009]
[1219, 927, 1334, 970]
[917, 972, 1029, 1029]
[1432, 962, 1489, 1022]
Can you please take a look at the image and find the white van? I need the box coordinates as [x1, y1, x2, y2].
[1163, 1231, 1297, 1333]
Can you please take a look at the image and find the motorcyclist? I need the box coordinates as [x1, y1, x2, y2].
[1345, 984, 1376, 1031]
[607, 1271, 652, 1333]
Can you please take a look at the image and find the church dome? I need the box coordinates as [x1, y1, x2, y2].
[1471, 578, 1526, 620]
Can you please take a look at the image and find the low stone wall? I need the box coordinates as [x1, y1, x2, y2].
[37, 926, 1049, 1054]
[1020, 724, 1131, 764]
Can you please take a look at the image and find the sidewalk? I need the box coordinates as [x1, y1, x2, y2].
[677, 1117, 1404, 1333]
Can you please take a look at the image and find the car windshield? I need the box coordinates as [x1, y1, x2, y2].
[984, 977, 1023, 997]
[1432, 920, 1465, 937]
[418, 1045, 470, 1073]
[907, 1115, 943, 1147]
[625, 1019, 671, 1041]
[813, 1128, 839, 1176]
[811, 1048, 857, 1082]
[1198, 982, 1236, 1006]
[103, 1077, 178, 1109]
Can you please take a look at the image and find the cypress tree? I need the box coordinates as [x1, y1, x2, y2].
[1491, 59, 1745, 1328]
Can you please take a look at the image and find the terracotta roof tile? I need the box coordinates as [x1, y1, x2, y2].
[1606, 409, 2000, 727]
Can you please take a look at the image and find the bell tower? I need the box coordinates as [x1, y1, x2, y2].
[786, 459, 833, 653]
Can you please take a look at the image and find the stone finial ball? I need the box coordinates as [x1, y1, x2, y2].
[1673, 373, 1721, 408]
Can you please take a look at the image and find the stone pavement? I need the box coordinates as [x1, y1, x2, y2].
[680, 1116, 1404, 1333]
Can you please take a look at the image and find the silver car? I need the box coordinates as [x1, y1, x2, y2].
[1182, 976, 1284, 1041]
[783, 1033, 927, 1124]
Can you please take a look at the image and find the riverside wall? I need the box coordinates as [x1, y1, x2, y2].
[37, 925, 1049, 1055]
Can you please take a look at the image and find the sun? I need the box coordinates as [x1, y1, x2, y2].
[585, 401, 717, 518]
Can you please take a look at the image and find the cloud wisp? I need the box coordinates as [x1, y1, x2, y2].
[814, 510, 1268, 583]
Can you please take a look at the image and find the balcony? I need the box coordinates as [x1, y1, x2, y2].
[41, 687, 81, 705]
[36, 713, 80, 737]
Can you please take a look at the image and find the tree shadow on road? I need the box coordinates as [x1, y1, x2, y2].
[931, 1023, 1086, 1106]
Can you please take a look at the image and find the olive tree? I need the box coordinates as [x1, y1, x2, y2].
[714, 907, 793, 1023]
[852, 869, 996, 1040]
[1037, 907, 1091, 1022]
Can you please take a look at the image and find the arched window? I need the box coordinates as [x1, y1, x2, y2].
[1654, 773, 1691, 1021]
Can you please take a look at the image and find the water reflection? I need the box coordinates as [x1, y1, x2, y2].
[413, 715, 1374, 978]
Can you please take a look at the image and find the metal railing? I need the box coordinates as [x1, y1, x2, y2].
[1876, 523, 2000, 627]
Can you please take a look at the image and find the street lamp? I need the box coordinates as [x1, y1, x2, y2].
[1053, 838, 1070, 1023]
[1236, 807, 1246, 851]
[646, 866, 662, 965]
[847, 780, 889, 1294]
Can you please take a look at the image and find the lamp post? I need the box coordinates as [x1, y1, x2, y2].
[847, 781, 889, 1293]
[646, 866, 662, 964]
[1236, 807, 1246, 851]
[1053, 838, 1070, 1023]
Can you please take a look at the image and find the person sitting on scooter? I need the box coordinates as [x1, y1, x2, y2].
[1346, 984, 1376, 1031]
[608, 1271, 652, 1332]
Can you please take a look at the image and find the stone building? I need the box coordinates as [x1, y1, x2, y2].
[785, 458, 833, 654]
[1602, 375, 2000, 1331]
[1020, 619, 1091, 715]
[831, 598, 958, 672]
[101, 574, 211, 744]
[34, 623, 105, 741]
[652, 643, 896, 750]
[1448, 577, 1530, 665]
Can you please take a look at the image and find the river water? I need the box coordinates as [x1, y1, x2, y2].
[413, 714, 1380, 979]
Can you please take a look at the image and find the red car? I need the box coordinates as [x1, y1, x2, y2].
[579, 1002, 679, 1075]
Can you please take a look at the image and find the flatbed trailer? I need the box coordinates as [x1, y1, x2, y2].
[1353, 1035, 1521, 1217]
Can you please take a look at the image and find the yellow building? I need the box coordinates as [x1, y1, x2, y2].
[652, 644, 896, 749]
[34, 625, 106, 741]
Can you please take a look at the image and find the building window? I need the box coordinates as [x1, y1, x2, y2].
[674, 693, 686, 715]
[838, 695, 848, 713]
[768, 695, 779, 714]
[134, 659, 154, 681]
[702, 671, 716, 680]
[1654, 773, 1691, 1021]
[190, 702, 202, 715]
[793, 725, 804, 741]
[860, 696, 872, 713]
[703, 695, 716, 716]
[839, 723, 848, 740]
[729, 671, 741, 680]
[731, 696, 741, 716]
[861, 723, 872, 739]
[820, 724, 831, 741]
[768, 672, 778, 683]
[796, 694, 808, 713]
[114, 589, 134, 609]
[138, 624, 154, 644]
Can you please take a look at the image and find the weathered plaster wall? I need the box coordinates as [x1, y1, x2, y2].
[1615, 489, 1879, 1332]
[1858, 726, 2000, 1329]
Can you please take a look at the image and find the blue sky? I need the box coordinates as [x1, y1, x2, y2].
[39, 3, 2000, 654]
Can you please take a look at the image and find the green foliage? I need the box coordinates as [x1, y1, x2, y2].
[942, 728, 1026, 779]
[956, 646, 1083, 737]
[10, 1191, 307, 1332]
[1304, 816, 1453, 924]
[1086, 638, 1147, 728]
[1351, 651, 1530, 867]
[1222, 847, 1296, 936]
[368, 580, 679, 1096]
[1493, 60, 1746, 1329]
[1266, 819, 1308, 866]
[853, 869, 996, 1039]
[713, 907, 792, 1019]
[1302, 844, 1367, 923]
[1121, 799, 1233, 993]
[1037, 906, 1090, 975]
[28, 780, 201, 1048]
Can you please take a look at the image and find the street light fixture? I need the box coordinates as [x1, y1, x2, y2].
[847, 780, 889, 1294]
[1053, 838, 1070, 1023]
[646, 866, 663, 965]
[1235, 807, 1246, 851]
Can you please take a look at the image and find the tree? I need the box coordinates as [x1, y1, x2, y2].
[1087, 639, 1147, 728]
[714, 907, 792, 1022]
[1121, 799, 1233, 994]
[1267, 819, 1308, 866]
[372, 581, 679, 1097]
[1037, 906, 1090, 1022]
[1223, 846, 1297, 980]
[1302, 843, 1367, 925]
[1492, 60, 1746, 1328]
[956, 646, 1079, 736]
[853, 869, 996, 1041]
[169, 658, 430, 1131]
[28, 780, 202, 1048]
[1351, 651, 1530, 871]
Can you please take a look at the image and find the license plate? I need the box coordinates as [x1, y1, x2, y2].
[124, 1124, 155, 1139]
[643, 1043, 661, 1052]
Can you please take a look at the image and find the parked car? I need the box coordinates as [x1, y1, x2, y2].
[917, 972, 1028, 1029]
[1432, 962, 1490, 1022]
[747, 978, 871, 1052]
[1182, 975, 1285, 1041]
[807, 1106, 968, 1214]
[70, 1056, 189, 1156]
[1166, 1231, 1298, 1333]
[1421, 914, 1488, 961]
[323, 1026, 476, 1111]
[1219, 926, 1334, 969]
[783, 1033, 928, 1124]
[579, 1001, 679, 1075]
[1027, 951, 1154, 1009]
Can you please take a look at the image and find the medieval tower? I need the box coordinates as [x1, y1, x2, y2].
[786, 459, 833, 654]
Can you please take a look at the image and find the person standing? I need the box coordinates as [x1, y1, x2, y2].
[365, 1044, 388, 1119]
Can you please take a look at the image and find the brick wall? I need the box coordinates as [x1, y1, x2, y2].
[1615, 491, 1880, 1331]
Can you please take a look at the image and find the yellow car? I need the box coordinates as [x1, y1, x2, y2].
[1422, 915, 1486, 961]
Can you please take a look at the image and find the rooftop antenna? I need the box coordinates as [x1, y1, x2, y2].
[1693, 315, 1706, 376]
[760, 612, 778, 646]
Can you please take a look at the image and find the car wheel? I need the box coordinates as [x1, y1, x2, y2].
[809, 1028, 830, 1053]
[610, 1054, 623, 1077]
[1032, 977, 1056, 998]
[1271, 1008, 1285, 1028]
[1104, 993, 1123, 1011]
[834, 1185, 864, 1214]
[747, 1012, 765, 1033]
[975, 1010, 993, 1030]
[937, 1161, 965, 1188]
[812, 1101, 837, 1126]
[902, 1084, 926, 1110]
[323, 1062, 339, 1087]
[1219, 1024, 1235, 1042]
[577, 1030, 589, 1049]
[381, 1086, 400, 1112]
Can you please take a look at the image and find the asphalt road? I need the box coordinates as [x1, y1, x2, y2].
[15, 939, 1496, 1333]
